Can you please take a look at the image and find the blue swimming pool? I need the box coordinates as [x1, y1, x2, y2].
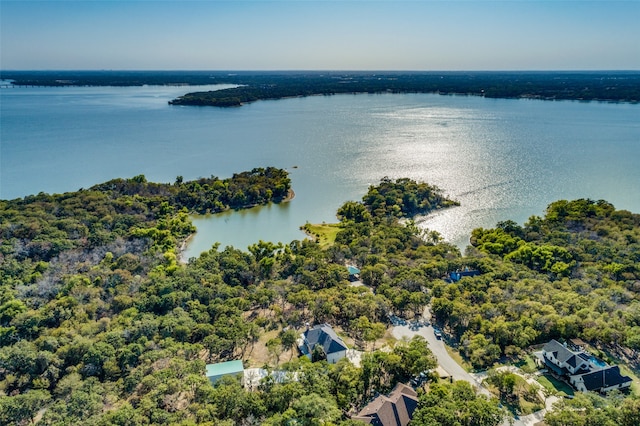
[347, 265, 361, 275]
[589, 356, 607, 368]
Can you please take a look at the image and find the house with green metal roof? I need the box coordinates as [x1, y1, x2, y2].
[205, 360, 244, 385]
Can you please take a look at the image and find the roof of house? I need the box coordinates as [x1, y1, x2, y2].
[205, 360, 244, 378]
[304, 323, 348, 355]
[578, 352, 591, 362]
[353, 383, 419, 426]
[543, 339, 579, 364]
[448, 268, 480, 282]
[577, 366, 632, 391]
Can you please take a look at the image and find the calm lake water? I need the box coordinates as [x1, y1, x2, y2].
[2, 85, 639, 257]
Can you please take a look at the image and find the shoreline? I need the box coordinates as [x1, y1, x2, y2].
[284, 188, 295, 202]
[177, 233, 194, 264]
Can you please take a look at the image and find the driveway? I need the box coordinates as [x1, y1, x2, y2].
[390, 322, 554, 426]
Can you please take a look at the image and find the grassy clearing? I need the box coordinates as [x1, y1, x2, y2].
[514, 355, 538, 374]
[301, 222, 341, 248]
[618, 364, 640, 395]
[513, 375, 544, 414]
[378, 328, 398, 350]
[247, 329, 280, 367]
[518, 398, 544, 415]
[536, 374, 574, 397]
[248, 328, 301, 368]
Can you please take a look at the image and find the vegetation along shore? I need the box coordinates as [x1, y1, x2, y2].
[2, 70, 639, 105]
[1, 168, 639, 424]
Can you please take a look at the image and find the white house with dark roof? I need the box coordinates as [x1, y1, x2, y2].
[541, 339, 632, 394]
[541, 339, 590, 376]
[300, 323, 348, 364]
[570, 365, 632, 393]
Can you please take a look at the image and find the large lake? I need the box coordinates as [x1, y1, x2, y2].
[2, 85, 639, 257]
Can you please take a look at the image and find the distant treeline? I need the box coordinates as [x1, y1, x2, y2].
[169, 71, 640, 106]
[0, 70, 223, 87]
[2, 70, 639, 104]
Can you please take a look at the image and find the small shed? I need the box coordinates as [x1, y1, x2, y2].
[206, 360, 244, 385]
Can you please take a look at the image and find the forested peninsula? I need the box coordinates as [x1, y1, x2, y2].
[2, 70, 639, 105]
[167, 71, 640, 106]
[1, 169, 640, 425]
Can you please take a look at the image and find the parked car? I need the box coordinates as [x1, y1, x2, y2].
[434, 329, 442, 339]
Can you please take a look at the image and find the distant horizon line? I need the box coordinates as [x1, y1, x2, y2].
[2, 69, 640, 73]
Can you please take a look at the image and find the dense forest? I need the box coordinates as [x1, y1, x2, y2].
[2, 70, 639, 104]
[1, 170, 639, 425]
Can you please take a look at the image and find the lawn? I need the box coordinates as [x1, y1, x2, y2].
[618, 364, 640, 395]
[514, 355, 538, 374]
[536, 374, 574, 397]
[301, 222, 341, 248]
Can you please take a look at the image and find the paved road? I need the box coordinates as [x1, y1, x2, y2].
[391, 322, 553, 426]
[392, 323, 491, 396]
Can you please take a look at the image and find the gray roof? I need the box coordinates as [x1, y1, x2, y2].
[566, 355, 578, 368]
[543, 339, 578, 364]
[304, 323, 348, 355]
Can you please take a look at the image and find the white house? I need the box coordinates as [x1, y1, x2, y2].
[541, 339, 590, 376]
[570, 366, 632, 393]
[300, 323, 348, 364]
[542, 339, 632, 394]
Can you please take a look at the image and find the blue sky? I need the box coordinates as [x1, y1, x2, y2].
[1, 1, 639, 70]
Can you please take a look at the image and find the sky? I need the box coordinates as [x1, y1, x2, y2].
[1, 0, 639, 71]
